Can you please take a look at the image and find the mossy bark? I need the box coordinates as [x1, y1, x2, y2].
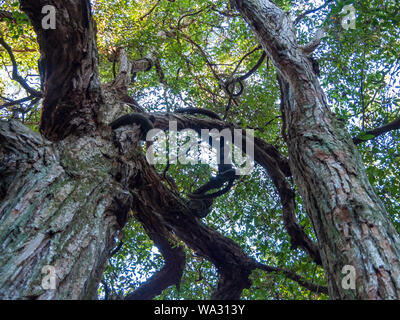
[232, 0, 400, 299]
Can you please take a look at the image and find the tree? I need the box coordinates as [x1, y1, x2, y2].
[0, 0, 399, 300]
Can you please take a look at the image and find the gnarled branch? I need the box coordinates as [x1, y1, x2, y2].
[128, 153, 326, 298]
[150, 111, 321, 265]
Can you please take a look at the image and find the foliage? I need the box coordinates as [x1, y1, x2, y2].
[0, 0, 40, 127]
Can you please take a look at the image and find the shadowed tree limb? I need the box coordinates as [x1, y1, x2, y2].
[0, 10, 15, 21]
[106, 108, 320, 264]
[231, 45, 262, 76]
[352, 118, 400, 145]
[125, 209, 186, 300]
[127, 154, 327, 299]
[0, 95, 37, 109]
[223, 49, 267, 119]
[255, 263, 328, 295]
[149, 112, 321, 265]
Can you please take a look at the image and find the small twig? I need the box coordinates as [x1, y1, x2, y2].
[139, 0, 162, 21]
[177, 5, 212, 30]
[295, 0, 335, 25]
[0, 95, 37, 109]
[109, 241, 124, 257]
[255, 262, 328, 295]
[211, 6, 240, 18]
[232, 45, 262, 76]
[179, 32, 220, 81]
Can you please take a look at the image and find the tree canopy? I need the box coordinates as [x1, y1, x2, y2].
[1, 0, 399, 300]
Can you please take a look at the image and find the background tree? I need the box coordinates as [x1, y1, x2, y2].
[0, 0, 399, 300]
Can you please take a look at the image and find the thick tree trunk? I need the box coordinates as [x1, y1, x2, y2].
[0, 120, 133, 299]
[231, 0, 400, 299]
[279, 76, 400, 299]
[0, 0, 134, 299]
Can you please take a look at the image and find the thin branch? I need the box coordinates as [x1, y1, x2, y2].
[0, 36, 42, 98]
[179, 32, 220, 81]
[109, 241, 124, 257]
[177, 5, 212, 30]
[232, 45, 262, 76]
[255, 262, 328, 295]
[183, 56, 223, 101]
[11, 97, 41, 116]
[211, 6, 241, 18]
[0, 94, 13, 102]
[223, 50, 267, 120]
[295, 0, 335, 25]
[0, 48, 37, 53]
[139, 0, 162, 21]
[237, 51, 267, 82]
[353, 117, 400, 145]
[0, 10, 15, 21]
[299, 27, 327, 54]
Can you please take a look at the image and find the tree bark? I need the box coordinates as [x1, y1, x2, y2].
[19, 0, 102, 140]
[0, 120, 131, 299]
[150, 112, 321, 265]
[231, 0, 400, 299]
[0, 1, 131, 299]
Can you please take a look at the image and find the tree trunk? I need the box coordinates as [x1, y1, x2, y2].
[0, 120, 134, 299]
[231, 0, 400, 299]
[0, 0, 133, 299]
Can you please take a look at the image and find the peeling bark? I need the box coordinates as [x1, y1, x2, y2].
[0, 120, 130, 299]
[232, 0, 400, 299]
